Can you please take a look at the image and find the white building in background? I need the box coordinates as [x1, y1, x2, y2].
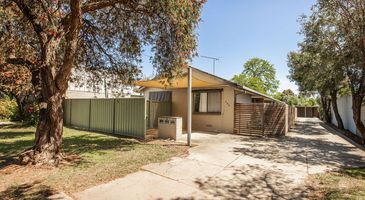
[330, 95, 365, 138]
[65, 69, 141, 99]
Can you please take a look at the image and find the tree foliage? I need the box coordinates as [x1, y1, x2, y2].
[288, 0, 365, 132]
[0, 63, 36, 121]
[273, 89, 317, 106]
[232, 58, 279, 95]
[0, 0, 205, 165]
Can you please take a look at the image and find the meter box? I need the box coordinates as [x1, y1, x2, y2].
[158, 116, 182, 140]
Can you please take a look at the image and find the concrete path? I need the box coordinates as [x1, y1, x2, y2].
[75, 118, 365, 200]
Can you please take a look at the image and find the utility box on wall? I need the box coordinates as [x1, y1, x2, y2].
[158, 116, 182, 140]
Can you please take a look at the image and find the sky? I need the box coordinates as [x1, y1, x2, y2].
[141, 0, 317, 94]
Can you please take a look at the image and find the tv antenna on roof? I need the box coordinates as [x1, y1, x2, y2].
[201, 55, 219, 75]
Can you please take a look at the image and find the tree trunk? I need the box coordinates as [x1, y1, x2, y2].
[19, 93, 64, 165]
[14, 0, 81, 166]
[330, 90, 344, 129]
[320, 95, 331, 123]
[15, 96, 25, 121]
[19, 39, 65, 165]
[351, 94, 365, 140]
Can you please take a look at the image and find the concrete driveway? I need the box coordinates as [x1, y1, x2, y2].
[75, 118, 365, 200]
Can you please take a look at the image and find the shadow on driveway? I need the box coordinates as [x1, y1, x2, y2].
[192, 118, 365, 200]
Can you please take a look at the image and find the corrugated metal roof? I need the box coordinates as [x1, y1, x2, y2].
[135, 66, 283, 103]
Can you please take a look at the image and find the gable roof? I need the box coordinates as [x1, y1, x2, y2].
[135, 66, 282, 103]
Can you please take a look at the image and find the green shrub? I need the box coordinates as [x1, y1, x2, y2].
[0, 98, 18, 120]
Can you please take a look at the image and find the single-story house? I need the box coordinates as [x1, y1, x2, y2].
[136, 67, 286, 134]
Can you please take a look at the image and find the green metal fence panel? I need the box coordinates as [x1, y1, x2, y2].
[63, 98, 146, 139]
[90, 99, 114, 133]
[114, 98, 145, 138]
[63, 100, 71, 126]
[70, 99, 90, 128]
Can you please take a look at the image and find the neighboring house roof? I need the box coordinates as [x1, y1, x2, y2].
[136, 66, 282, 103]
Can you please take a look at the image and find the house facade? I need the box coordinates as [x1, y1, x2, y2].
[65, 69, 140, 99]
[138, 67, 285, 134]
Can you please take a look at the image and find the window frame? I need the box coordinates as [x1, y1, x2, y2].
[192, 89, 222, 115]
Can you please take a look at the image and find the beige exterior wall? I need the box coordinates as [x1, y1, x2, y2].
[144, 86, 237, 133]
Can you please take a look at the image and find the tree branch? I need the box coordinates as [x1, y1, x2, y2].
[55, 0, 82, 93]
[81, 0, 130, 13]
[5, 58, 36, 69]
[12, 0, 45, 43]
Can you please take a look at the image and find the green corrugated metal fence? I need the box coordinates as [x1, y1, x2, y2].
[63, 98, 146, 138]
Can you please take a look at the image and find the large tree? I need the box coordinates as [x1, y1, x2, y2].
[0, 0, 205, 165]
[296, 0, 365, 133]
[316, 0, 365, 137]
[287, 3, 349, 127]
[287, 51, 332, 122]
[232, 58, 279, 95]
[273, 89, 318, 107]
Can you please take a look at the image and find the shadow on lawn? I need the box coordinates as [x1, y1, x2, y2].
[343, 167, 365, 179]
[0, 128, 139, 170]
[0, 181, 57, 200]
[0, 131, 34, 140]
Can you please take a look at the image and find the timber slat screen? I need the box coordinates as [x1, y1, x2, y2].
[63, 98, 146, 138]
[234, 103, 287, 136]
[287, 106, 296, 129]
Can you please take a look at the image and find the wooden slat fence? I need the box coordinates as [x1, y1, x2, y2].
[287, 106, 296, 129]
[297, 106, 319, 118]
[234, 103, 264, 135]
[264, 104, 286, 135]
[234, 103, 288, 136]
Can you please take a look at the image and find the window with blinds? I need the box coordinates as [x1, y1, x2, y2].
[193, 90, 222, 114]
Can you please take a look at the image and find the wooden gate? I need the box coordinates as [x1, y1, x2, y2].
[234, 103, 286, 136]
[297, 106, 319, 118]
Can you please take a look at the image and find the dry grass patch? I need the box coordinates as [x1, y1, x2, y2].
[0, 125, 188, 199]
[309, 168, 365, 200]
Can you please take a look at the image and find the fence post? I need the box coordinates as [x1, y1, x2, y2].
[113, 99, 116, 134]
[88, 99, 91, 130]
[304, 106, 307, 118]
[237, 104, 240, 135]
[262, 103, 266, 136]
[285, 104, 289, 135]
[70, 99, 73, 126]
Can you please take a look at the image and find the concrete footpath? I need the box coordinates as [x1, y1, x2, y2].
[74, 118, 365, 200]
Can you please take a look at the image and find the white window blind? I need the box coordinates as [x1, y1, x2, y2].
[193, 90, 221, 113]
[199, 92, 208, 112]
[207, 92, 221, 112]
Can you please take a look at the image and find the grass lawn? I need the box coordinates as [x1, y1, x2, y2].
[309, 168, 365, 200]
[0, 125, 188, 199]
